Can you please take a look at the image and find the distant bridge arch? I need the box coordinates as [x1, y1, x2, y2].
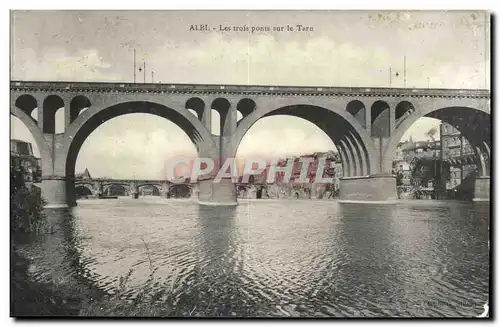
[102, 184, 129, 196]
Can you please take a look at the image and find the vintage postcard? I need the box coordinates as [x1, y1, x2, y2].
[10, 10, 490, 318]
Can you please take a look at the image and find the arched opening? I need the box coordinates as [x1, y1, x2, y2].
[187, 109, 198, 118]
[15, 94, 38, 121]
[233, 105, 371, 179]
[139, 184, 161, 196]
[390, 107, 490, 201]
[236, 98, 256, 124]
[210, 109, 220, 136]
[10, 102, 51, 176]
[211, 98, 231, 136]
[395, 101, 414, 121]
[236, 116, 338, 158]
[371, 100, 390, 137]
[233, 107, 365, 199]
[66, 102, 205, 201]
[79, 108, 89, 115]
[103, 184, 128, 196]
[169, 184, 191, 198]
[10, 115, 41, 158]
[346, 100, 366, 128]
[75, 185, 93, 198]
[55, 107, 65, 134]
[42, 95, 64, 134]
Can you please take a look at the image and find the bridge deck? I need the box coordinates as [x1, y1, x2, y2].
[75, 179, 191, 183]
[11, 81, 490, 98]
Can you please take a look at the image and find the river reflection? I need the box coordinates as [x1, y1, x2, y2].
[16, 197, 490, 317]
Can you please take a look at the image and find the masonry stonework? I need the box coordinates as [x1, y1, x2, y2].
[40, 178, 68, 208]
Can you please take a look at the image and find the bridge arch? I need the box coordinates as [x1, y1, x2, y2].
[229, 104, 374, 177]
[42, 95, 65, 134]
[346, 100, 366, 128]
[185, 97, 205, 120]
[211, 98, 232, 136]
[384, 106, 491, 175]
[101, 182, 130, 189]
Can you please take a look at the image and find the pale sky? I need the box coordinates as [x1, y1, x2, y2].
[10, 10, 490, 179]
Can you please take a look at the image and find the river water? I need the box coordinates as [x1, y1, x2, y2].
[17, 197, 490, 317]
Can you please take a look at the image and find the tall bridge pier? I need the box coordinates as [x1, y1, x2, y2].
[40, 177, 68, 209]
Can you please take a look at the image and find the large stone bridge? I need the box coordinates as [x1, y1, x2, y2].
[74, 178, 194, 200]
[11, 81, 490, 207]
